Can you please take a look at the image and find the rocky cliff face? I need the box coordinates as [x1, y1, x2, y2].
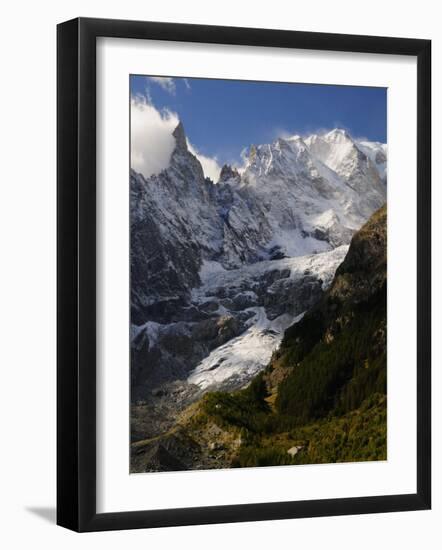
[130, 123, 386, 401]
[130, 123, 222, 325]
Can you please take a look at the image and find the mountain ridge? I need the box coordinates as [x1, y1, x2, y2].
[130, 122, 386, 401]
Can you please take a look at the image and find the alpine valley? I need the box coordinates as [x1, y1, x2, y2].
[130, 122, 387, 472]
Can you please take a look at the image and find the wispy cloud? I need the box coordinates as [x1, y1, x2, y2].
[265, 125, 359, 145]
[268, 127, 294, 141]
[183, 78, 191, 91]
[148, 76, 176, 95]
[235, 147, 250, 174]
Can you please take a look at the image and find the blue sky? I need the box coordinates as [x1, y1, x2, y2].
[130, 75, 386, 175]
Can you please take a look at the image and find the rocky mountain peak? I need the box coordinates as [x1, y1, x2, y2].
[325, 128, 351, 141]
[172, 121, 188, 152]
[218, 164, 240, 184]
[169, 120, 207, 184]
[275, 137, 292, 150]
[248, 144, 257, 162]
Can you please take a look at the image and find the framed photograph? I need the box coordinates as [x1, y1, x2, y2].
[57, 17, 431, 532]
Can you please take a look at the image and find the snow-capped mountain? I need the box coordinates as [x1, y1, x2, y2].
[355, 139, 387, 183]
[130, 123, 386, 398]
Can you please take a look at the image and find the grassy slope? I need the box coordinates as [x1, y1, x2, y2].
[185, 205, 387, 468]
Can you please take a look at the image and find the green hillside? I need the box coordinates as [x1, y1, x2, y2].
[189, 205, 387, 467]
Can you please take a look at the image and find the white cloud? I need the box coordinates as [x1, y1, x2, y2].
[188, 142, 221, 182]
[131, 97, 221, 182]
[236, 147, 250, 174]
[183, 78, 191, 90]
[269, 127, 294, 141]
[131, 98, 179, 178]
[148, 77, 176, 94]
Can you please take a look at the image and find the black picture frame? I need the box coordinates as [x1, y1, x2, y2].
[57, 17, 431, 532]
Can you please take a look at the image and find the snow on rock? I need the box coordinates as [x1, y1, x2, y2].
[356, 140, 387, 183]
[131, 321, 162, 348]
[188, 308, 302, 391]
[193, 245, 348, 301]
[187, 246, 348, 391]
[130, 121, 386, 397]
[305, 129, 355, 173]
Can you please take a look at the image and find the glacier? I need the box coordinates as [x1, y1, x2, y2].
[188, 245, 348, 390]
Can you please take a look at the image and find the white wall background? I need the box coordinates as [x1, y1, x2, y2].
[0, 0, 439, 547]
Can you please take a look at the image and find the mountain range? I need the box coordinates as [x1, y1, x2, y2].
[130, 123, 386, 405]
